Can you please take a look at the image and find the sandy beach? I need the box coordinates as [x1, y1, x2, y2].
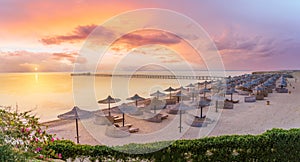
[44, 72, 300, 146]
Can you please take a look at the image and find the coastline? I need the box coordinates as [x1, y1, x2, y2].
[44, 71, 300, 145]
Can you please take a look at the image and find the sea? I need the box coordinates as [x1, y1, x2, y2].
[0, 70, 250, 122]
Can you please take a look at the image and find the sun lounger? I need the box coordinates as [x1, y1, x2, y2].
[129, 127, 139, 133]
[105, 125, 130, 138]
[114, 117, 123, 123]
[128, 110, 143, 116]
[185, 114, 207, 127]
[166, 99, 177, 105]
[161, 114, 168, 120]
[144, 114, 162, 123]
[238, 91, 250, 96]
[244, 96, 256, 102]
[114, 123, 132, 128]
[225, 99, 239, 103]
[223, 101, 234, 109]
[276, 88, 288, 93]
[255, 94, 264, 100]
[94, 114, 114, 125]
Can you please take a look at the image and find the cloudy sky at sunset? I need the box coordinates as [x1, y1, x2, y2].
[1, 0, 300, 72]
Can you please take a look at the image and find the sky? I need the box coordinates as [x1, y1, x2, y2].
[1, 0, 300, 73]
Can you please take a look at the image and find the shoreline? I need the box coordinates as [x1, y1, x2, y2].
[43, 71, 300, 145]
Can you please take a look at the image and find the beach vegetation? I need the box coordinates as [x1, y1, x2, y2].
[0, 106, 60, 161]
[46, 128, 300, 161]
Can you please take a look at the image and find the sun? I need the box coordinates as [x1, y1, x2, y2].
[34, 67, 38, 71]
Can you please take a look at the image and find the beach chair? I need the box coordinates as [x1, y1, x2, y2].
[129, 127, 139, 133]
[105, 125, 130, 138]
[223, 101, 234, 109]
[166, 99, 177, 105]
[161, 114, 168, 120]
[114, 123, 132, 128]
[255, 94, 264, 100]
[94, 114, 114, 125]
[114, 117, 123, 123]
[244, 96, 256, 102]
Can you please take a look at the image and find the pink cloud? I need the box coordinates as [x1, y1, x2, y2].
[40, 25, 114, 45]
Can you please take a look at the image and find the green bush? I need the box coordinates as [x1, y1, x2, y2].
[0, 107, 59, 161]
[46, 128, 300, 161]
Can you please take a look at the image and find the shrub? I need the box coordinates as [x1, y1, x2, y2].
[0, 107, 59, 161]
[46, 128, 300, 161]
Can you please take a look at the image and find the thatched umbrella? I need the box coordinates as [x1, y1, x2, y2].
[176, 86, 187, 91]
[226, 88, 237, 101]
[175, 103, 195, 133]
[150, 90, 166, 100]
[118, 103, 137, 127]
[212, 94, 225, 112]
[174, 91, 187, 103]
[194, 82, 203, 90]
[57, 106, 92, 144]
[185, 83, 195, 92]
[198, 100, 210, 118]
[164, 87, 176, 99]
[189, 89, 198, 102]
[201, 88, 211, 98]
[126, 94, 145, 107]
[150, 91, 166, 114]
[98, 95, 121, 116]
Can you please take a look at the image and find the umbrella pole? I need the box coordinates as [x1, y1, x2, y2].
[135, 100, 138, 107]
[108, 102, 111, 116]
[200, 106, 203, 118]
[192, 93, 194, 102]
[75, 118, 79, 144]
[122, 113, 125, 127]
[179, 110, 182, 133]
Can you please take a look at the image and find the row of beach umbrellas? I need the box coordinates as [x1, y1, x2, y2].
[57, 81, 213, 143]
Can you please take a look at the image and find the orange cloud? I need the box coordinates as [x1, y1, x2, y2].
[40, 25, 115, 45]
[109, 29, 204, 64]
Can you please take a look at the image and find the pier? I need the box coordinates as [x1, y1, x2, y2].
[71, 73, 226, 80]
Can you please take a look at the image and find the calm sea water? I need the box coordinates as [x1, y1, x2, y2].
[0, 71, 250, 122]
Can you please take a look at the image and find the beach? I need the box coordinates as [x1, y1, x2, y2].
[44, 71, 300, 146]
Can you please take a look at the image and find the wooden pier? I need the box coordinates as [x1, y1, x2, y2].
[71, 73, 225, 80]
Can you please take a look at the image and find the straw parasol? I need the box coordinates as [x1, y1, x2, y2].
[57, 106, 92, 144]
[176, 86, 187, 91]
[195, 82, 204, 90]
[198, 100, 210, 118]
[148, 95, 166, 114]
[226, 88, 237, 101]
[174, 103, 195, 133]
[189, 89, 198, 102]
[118, 103, 136, 127]
[201, 88, 211, 98]
[164, 87, 176, 99]
[126, 94, 145, 107]
[174, 91, 187, 103]
[98, 95, 121, 116]
[212, 94, 225, 112]
[186, 83, 195, 89]
[150, 90, 166, 100]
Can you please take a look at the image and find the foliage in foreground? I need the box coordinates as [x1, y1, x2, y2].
[47, 128, 300, 161]
[0, 106, 61, 161]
